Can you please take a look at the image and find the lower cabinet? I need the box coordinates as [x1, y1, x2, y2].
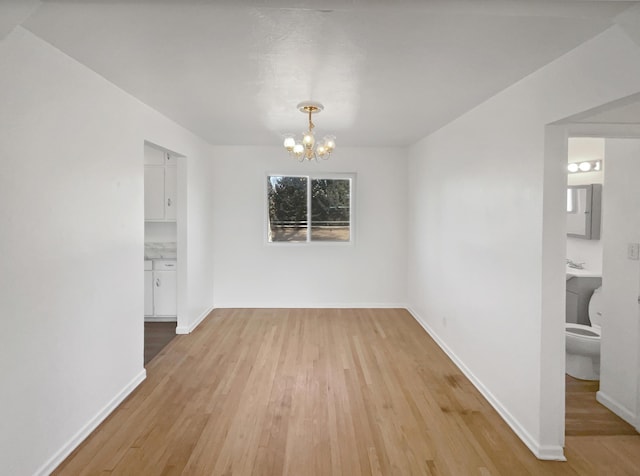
[144, 268, 154, 316]
[565, 276, 602, 325]
[144, 260, 177, 321]
[153, 270, 177, 317]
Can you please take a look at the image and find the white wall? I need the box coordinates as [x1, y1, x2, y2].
[211, 146, 408, 308]
[566, 137, 604, 273]
[0, 27, 214, 475]
[407, 25, 640, 459]
[566, 237, 603, 273]
[145, 222, 177, 243]
[597, 138, 640, 426]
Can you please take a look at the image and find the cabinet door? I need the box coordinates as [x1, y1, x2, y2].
[144, 270, 154, 316]
[164, 166, 177, 221]
[165, 153, 177, 165]
[566, 290, 578, 324]
[153, 270, 176, 316]
[144, 144, 166, 165]
[144, 167, 165, 220]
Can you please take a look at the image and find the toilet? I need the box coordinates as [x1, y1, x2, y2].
[565, 286, 603, 380]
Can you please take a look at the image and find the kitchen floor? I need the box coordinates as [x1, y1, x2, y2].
[144, 322, 176, 365]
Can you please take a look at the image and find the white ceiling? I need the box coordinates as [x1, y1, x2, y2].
[17, 0, 639, 146]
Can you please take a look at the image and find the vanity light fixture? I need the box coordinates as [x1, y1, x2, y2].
[283, 101, 336, 162]
[568, 159, 602, 174]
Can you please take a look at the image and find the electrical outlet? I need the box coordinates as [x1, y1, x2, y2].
[628, 243, 640, 260]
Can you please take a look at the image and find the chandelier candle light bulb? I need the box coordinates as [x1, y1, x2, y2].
[302, 131, 315, 149]
[283, 135, 296, 151]
[283, 101, 336, 162]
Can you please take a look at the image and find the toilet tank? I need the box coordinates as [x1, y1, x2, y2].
[588, 287, 603, 328]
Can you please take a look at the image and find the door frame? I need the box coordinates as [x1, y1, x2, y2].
[542, 118, 640, 442]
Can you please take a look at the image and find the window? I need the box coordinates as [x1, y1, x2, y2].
[267, 174, 353, 243]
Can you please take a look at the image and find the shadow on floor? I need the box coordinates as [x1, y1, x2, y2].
[144, 322, 176, 365]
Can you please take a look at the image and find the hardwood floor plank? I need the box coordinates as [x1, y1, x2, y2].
[565, 374, 636, 437]
[54, 309, 640, 475]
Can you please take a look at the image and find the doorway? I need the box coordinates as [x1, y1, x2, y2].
[143, 141, 186, 366]
[564, 137, 638, 436]
[543, 94, 640, 448]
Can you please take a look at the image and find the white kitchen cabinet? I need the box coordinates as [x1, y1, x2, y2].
[164, 153, 177, 166]
[144, 267, 153, 317]
[145, 259, 177, 321]
[144, 165, 176, 222]
[144, 167, 165, 220]
[153, 270, 177, 317]
[145, 144, 177, 165]
[164, 166, 177, 221]
[144, 144, 166, 165]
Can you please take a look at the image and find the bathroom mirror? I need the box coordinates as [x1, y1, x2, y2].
[567, 184, 602, 240]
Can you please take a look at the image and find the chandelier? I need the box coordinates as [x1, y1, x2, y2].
[283, 101, 336, 161]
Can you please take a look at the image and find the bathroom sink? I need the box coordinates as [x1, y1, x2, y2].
[566, 265, 601, 279]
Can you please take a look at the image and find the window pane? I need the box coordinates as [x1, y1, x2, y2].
[267, 176, 308, 242]
[311, 178, 350, 241]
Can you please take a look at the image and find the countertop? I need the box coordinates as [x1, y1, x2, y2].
[566, 265, 601, 279]
[145, 242, 177, 260]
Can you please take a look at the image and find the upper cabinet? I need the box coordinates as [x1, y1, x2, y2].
[144, 144, 176, 222]
[144, 144, 175, 166]
[567, 184, 602, 240]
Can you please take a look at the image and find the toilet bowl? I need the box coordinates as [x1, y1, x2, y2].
[565, 286, 603, 380]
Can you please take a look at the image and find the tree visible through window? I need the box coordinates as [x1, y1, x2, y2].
[267, 175, 352, 243]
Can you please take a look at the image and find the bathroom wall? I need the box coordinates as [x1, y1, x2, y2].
[566, 138, 604, 274]
[598, 138, 640, 427]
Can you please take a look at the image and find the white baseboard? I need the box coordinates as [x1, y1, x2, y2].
[35, 369, 147, 476]
[144, 317, 177, 323]
[212, 302, 408, 309]
[176, 304, 214, 334]
[406, 306, 566, 462]
[175, 303, 405, 333]
[596, 390, 636, 426]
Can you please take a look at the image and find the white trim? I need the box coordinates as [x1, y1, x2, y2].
[176, 304, 214, 334]
[212, 303, 407, 309]
[35, 369, 147, 476]
[144, 316, 177, 323]
[596, 390, 637, 426]
[406, 306, 566, 461]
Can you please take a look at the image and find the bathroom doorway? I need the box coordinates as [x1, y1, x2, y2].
[544, 96, 640, 445]
[564, 137, 636, 436]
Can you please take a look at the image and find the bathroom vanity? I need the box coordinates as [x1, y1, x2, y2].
[566, 273, 602, 325]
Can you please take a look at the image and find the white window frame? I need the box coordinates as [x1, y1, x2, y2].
[265, 172, 356, 245]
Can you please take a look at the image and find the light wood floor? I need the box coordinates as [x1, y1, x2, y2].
[55, 309, 640, 475]
[565, 375, 637, 437]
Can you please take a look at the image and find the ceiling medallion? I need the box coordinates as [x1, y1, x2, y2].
[283, 101, 336, 162]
